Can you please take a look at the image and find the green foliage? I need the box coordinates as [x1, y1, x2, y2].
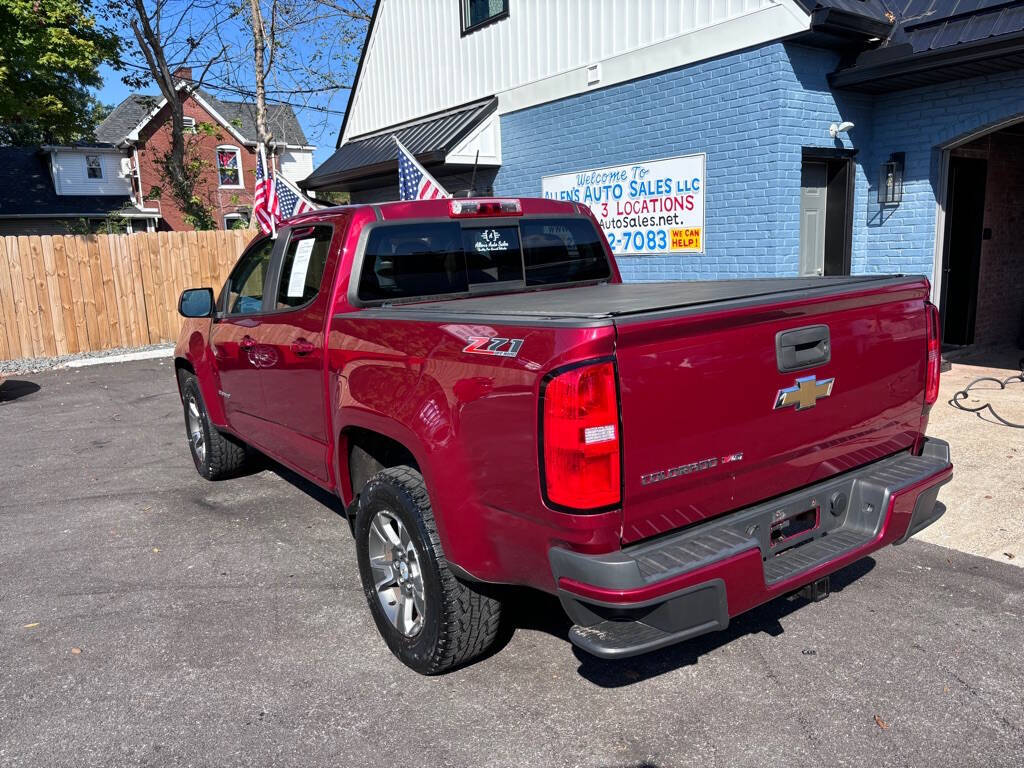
[155, 144, 217, 230]
[195, 120, 218, 137]
[0, 0, 120, 144]
[152, 124, 229, 231]
[316, 189, 350, 205]
[64, 207, 130, 234]
[228, 213, 250, 230]
[145, 120, 229, 230]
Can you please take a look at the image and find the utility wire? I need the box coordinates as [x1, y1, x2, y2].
[112, 58, 351, 116]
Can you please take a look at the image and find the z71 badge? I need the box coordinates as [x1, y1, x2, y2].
[462, 337, 524, 358]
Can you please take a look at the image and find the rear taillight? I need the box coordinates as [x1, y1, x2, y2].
[540, 360, 621, 511]
[449, 198, 522, 217]
[926, 302, 941, 406]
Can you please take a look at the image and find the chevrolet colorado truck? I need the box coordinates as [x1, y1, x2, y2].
[174, 197, 952, 674]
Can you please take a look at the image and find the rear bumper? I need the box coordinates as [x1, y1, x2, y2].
[550, 438, 952, 659]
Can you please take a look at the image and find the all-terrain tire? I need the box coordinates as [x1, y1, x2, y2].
[177, 370, 247, 480]
[355, 466, 503, 674]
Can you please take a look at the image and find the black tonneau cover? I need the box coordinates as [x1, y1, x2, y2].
[350, 276, 921, 327]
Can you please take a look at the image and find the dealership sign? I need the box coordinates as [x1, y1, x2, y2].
[541, 154, 705, 255]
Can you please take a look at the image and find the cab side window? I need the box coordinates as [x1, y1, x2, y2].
[223, 238, 274, 315]
[275, 225, 333, 309]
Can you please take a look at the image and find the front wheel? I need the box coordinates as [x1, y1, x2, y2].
[355, 466, 502, 674]
[178, 370, 247, 480]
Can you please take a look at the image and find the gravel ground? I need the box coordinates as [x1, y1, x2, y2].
[0, 343, 173, 376]
[2, 358, 1023, 768]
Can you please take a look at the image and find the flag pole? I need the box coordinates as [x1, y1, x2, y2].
[262, 143, 276, 238]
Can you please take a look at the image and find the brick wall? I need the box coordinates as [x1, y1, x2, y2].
[494, 43, 866, 282]
[862, 67, 1024, 284]
[137, 94, 256, 231]
[493, 41, 1024, 287]
[973, 131, 1024, 346]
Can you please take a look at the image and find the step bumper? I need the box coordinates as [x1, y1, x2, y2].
[551, 438, 953, 659]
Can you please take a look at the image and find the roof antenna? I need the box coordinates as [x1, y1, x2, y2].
[468, 150, 480, 197]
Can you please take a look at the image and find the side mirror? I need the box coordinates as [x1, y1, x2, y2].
[179, 288, 215, 318]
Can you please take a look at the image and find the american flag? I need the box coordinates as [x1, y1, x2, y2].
[274, 172, 318, 219]
[253, 144, 319, 235]
[396, 137, 450, 200]
[253, 145, 277, 235]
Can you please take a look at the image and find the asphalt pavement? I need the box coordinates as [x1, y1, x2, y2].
[1, 359, 1022, 768]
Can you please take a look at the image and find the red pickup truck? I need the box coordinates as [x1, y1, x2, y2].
[174, 197, 952, 674]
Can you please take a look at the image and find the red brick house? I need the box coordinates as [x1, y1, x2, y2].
[92, 68, 314, 231]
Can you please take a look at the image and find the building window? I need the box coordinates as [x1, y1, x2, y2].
[86, 155, 103, 179]
[461, 0, 508, 33]
[182, 116, 197, 134]
[223, 211, 250, 230]
[216, 146, 242, 187]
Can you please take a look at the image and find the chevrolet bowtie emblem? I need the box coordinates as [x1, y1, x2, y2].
[774, 375, 835, 411]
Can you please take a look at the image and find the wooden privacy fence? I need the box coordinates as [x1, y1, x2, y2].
[0, 230, 252, 362]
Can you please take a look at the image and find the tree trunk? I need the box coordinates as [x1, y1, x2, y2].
[249, 0, 272, 149]
[129, 1, 214, 227]
[130, 1, 186, 192]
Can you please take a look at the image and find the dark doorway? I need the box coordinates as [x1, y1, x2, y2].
[800, 151, 853, 277]
[940, 156, 988, 346]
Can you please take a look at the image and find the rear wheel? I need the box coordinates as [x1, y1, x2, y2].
[355, 466, 502, 674]
[178, 370, 247, 480]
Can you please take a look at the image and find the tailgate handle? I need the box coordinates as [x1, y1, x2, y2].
[777, 325, 830, 372]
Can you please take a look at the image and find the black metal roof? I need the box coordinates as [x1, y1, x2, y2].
[302, 97, 497, 191]
[894, 0, 1024, 52]
[831, 0, 1024, 91]
[0, 148, 132, 218]
[94, 90, 308, 146]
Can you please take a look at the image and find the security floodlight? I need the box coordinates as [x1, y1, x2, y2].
[829, 121, 855, 138]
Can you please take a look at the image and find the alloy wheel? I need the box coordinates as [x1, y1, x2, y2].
[367, 510, 425, 637]
[186, 395, 206, 464]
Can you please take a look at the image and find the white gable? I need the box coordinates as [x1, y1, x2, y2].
[342, 0, 811, 143]
[50, 149, 133, 197]
[278, 148, 315, 184]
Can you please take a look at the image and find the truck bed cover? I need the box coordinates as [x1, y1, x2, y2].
[351, 276, 922, 326]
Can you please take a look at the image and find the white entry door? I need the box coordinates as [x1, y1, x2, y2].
[799, 161, 827, 277]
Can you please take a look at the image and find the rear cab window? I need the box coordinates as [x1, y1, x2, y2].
[356, 217, 611, 304]
[275, 225, 333, 309]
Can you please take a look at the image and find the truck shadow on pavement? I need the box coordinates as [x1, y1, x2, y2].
[499, 557, 876, 688]
[259, 458, 350, 517]
[0, 379, 41, 403]
[253, 454, 878, 688]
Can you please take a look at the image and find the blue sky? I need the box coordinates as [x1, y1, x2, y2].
[92, 29, 357, 169]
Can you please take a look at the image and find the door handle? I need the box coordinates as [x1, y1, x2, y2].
[240, 335, 256, 350]
[776, 325, 831, 372]
[292, 339, 316, 356]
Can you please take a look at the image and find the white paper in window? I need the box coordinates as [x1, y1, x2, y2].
[286, 239, 315, 297]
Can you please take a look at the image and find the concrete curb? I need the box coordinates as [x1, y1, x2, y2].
[64, 348, 174, 368]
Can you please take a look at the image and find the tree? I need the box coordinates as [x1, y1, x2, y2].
[113, 0, 368, 226]
[233, 0, 370, 152]
[114, 0, 239, 228]
[0, 0, 119, 145]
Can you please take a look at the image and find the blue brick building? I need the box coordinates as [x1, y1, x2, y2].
[305, 0, 1024, 349]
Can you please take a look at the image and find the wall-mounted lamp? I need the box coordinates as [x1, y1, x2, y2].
[829, 121, 855, 138]
[878, 152, 905, 206]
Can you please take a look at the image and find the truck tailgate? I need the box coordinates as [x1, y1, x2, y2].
[613, 277, 931, 544]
